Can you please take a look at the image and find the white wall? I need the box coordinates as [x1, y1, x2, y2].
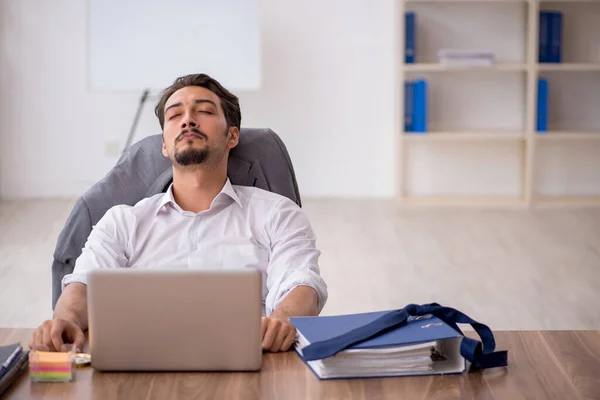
[0, 0, 397, 199]
[2, 0, 598, 200]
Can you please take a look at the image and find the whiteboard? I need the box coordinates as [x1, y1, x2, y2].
[88, 0, 260, 92]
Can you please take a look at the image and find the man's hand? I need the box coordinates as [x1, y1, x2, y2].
[261, 315, 297, 353]
[261, 286, 319, 352]
[29, 318, 85, 353]
[29, 282, 88, 352]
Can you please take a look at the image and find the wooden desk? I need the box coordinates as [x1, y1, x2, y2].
[2, 329, 599, 399]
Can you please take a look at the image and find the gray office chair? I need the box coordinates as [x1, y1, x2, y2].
[51, 128, 302, 309]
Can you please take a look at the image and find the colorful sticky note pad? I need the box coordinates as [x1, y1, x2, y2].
[29, 351, 73, 382]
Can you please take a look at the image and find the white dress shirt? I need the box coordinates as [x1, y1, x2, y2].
[62, 179, 328, 316]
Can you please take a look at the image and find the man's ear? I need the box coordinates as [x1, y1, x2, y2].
[161, 135, 169, 158]
[227, 127, 240, 150]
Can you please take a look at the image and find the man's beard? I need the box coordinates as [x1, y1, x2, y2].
[170, 127, 228, 166]
[174, 147, 209, 166]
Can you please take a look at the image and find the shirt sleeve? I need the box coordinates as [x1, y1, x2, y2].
[61, 205, 131, 290]
[264, 198, 328, 316]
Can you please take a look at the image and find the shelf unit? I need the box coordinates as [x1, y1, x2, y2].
[404, 63, 529, 72]
[396, 0, 600, 207]
[536, 132, 600, 140]
[403, 131, 525, 141]
[538, 64, 600, 71]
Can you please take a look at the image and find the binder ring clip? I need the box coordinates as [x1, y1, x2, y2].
[408, 314, 433, 322]
[421, 323, 443, 329]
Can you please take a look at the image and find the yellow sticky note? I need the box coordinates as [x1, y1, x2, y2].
[31, 351, 71, 364]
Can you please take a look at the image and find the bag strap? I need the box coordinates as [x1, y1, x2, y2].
[301, 303, 508, 369]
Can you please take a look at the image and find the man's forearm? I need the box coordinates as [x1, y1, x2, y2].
[53, 282, 89, 331]
[271, 285, 319, 320]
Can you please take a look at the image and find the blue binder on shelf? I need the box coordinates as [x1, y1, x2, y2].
[290, 311, 465, 380]
[404, 81, 414, 131]
[405, 12, 416, 64]
[539, 11, 551, 63]
[412, 79, 428, 133]
[537, 78, 549, 132]
[549, 11, 562, 63]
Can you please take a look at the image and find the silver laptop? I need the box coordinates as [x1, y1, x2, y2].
[87, 268, 263, 371]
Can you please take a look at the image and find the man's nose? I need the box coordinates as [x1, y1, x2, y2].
[180, 113, 197, 129]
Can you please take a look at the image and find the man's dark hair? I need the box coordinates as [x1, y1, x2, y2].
[155, 73, 241, 131]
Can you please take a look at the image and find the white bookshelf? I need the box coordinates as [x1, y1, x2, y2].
[404, 63, 528, 72]
[538, 64, 600, 71]
[396, 0, 600, 207]
[403, 131, 525, 141]
[536, 132, 600, 140]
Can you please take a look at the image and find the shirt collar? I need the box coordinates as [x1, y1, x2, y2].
[156, 178, 242, 215]
[220, 178, 243, 208]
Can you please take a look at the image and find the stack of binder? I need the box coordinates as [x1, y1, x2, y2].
[0, 343, 29, 396]
[405, 12, 416, 64]
[537, 78, 549, 132]
[539, 11, 563, 63]
[291, 311, 465, 380]
[405, 80, 428, 133]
